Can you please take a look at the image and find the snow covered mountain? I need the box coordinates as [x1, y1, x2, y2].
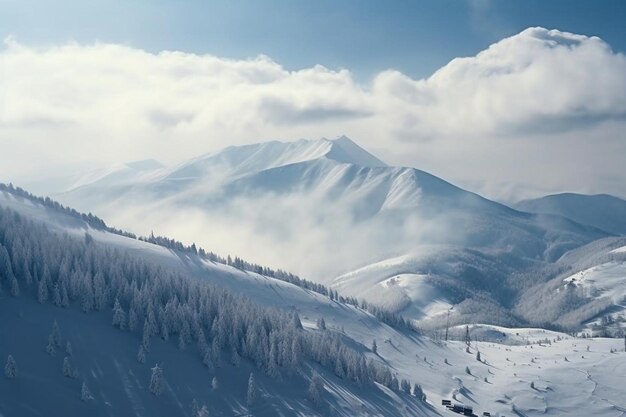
[2, 183, 626, 417]
[56, 137, 610, 330]
[515, 193, 626, 236]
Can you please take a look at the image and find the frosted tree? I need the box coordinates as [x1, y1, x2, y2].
[196, 405, 209, 417]
[52, 283, 61, 306]
[0, 246, 14, 284]
[179, 321, 191, 350]
[4, 355, 17, 379]
[371, 339, 377, 354]
[9, 275, 19, 297]
[60, 283, 70, 308]
[137, 344, 146, 364]
[390, 376, 399, 391]
[93, 272, 107, 310]
[46, 334, 56, 355]
[149, 364, 163, 396]
[160, 321, 169, 342]
[212, 376, 219, 390]
[307, 372, 324, 406]
[112, 298, 126, 330]
[66, 341, 73, 356]
[51, 321, 62, 347]
[63, 356, 74, 378]
[290, 337, 302, 368]
[231, 346, 241, 368]
[81, 381, 93, 402]
[142, 319, 152, 351]
[291, 312, 303, 330]
[400, 379, 411, 394]
[37, 275, 49, 304]
[128, 307, 138, 332]
[247, 373, 257, 407]
[412, 383, 426, 401]
[197, 329, 208, 355]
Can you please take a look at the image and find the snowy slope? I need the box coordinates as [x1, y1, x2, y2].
[512, 237, 626, 331]
[515, 193, 626, 235]
[2, 185, 626, 417]
[0, 186, 432, 417]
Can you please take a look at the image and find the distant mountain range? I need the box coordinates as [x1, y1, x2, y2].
[53, 136, 624, 330]
[515, 193, 626, 236]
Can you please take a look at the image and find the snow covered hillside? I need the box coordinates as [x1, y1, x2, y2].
[2, 183, 626, 417]
[515, 193, 626, 236]
[0, 184, 431, 417]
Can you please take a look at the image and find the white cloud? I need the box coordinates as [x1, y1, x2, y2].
[1, 27, 625, 200]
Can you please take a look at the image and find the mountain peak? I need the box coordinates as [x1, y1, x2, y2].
[322, 136, 387, 167]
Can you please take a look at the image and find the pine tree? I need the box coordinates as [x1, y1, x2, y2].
[46, 334, 56, 355]
[81, 381, 93, 402]
[4, 355, 17, 379]
[412, 383, 426, 401]
[231, 346, 241, 368]
[247, 373, 257, 407]
[127, 307, 137, 331]
[191, 399, 200, 416]
[37, 276, 48, 303]
[400, 379, 411, 394]
[52, 321, 62, 347]
[179, 321, 191, 350]
[137, 344, 146, 364]
[161, 321, 169, 341]
[476, 351, 481, 362]
[212, 376, 219, 390]
[197, 405, 209, 417]
[390, 376, 399, 391]
[52, 283, 62, 306]
[464, 325, 471, 347]
[60, 283, 70, 308]
[291, 312, 303, 330]
[112, 298, 126, 330]
[371, 339, 377, 354]
[63, 356, 73, 378]
[307, 372, 324, 406]
[142, 319, 152, 351]
[9, 275, 19, 297]
[149, 364, 163, 396]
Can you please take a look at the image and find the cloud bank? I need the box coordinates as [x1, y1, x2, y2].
[1, 27, 625, 200]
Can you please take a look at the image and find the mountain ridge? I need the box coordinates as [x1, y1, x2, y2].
[515, 193, 626, 236]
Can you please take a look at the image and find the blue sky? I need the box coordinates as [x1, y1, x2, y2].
[2, 0, 626, 79]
